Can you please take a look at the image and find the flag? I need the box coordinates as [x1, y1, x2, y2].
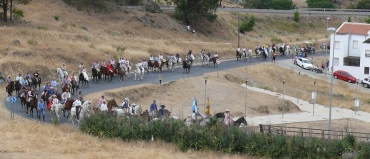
[191, 98, 197, 113]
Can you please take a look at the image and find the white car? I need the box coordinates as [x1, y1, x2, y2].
[361, 77, 370, 88]
[296, 57, 313, 70]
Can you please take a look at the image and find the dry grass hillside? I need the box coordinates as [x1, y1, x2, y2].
[0, 0, 367, 82]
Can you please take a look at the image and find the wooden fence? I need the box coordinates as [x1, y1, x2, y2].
[259, 124, 370, 142]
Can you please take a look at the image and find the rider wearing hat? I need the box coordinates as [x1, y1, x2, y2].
[121, 97, 129, 112]
[33, 69, 40, 78]
[224, 109, 232, 127]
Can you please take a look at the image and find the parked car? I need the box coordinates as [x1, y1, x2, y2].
[333, 70, 356, 83]
[296, 57, 313, 70]
[361, 77, 370, 88]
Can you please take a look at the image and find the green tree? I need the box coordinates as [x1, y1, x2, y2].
[365, 16, 370, 24]
[356, 0, 370, 9]
[1, 0, 31, 22]
[347, 16, 351, 22]
[269, 0, 295, 10]
[239, 15, 255, 33]
[293, 10, 300, 22]
[306, 0, 335, 8]
[174, 0, 220, 24]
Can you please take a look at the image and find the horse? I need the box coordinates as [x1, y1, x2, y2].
[116, 66, 126, 81]
[41, 91, 51, 107]
[142, 61, 150, 77]
[183, 59, 191, 74]
[71, 80, 78, 95]
[167, 58, 175, 72]
[18, 91, 27, 110]
[100, 66, 114, 82]
[214, 112, 225, 119]
[78, 72, 89, 87]
[56, 68, 67, 84]
[210, 56, 219, 68]
[31, 76, 42, 90]
[91, 67, 101, 83]
[70, 101, 92, 125]
[107, 99, 118, 114]
[154, 60, 162, 72]
[140, 110, 150, 122]
[14, 81, 21, 95]
[134, 64, 144, 81]
[26, 94, 38, 117]
[148, 60, 155, 72]
[50, 102, 65, 122]
[6, 81, 14, 96]
[199, 53, 209, 66]
[63, 99, 75, 118]
[236, 50, 241, 61]
[233, 117, 248, 127]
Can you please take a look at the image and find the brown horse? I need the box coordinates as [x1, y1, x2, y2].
[71, 80, 78, 95]
[41, 91, 51, 106]
[236, 50, 241, 61]
[14, 81, 21, 95]
[6, 81, 14, 96]
[154, 60, 162, 72]
[116, 66, 126, 81]
[148, 60, 155, 72]
[62, 83, 70, 93]
[31, 76, 42, 90]
[26, 94, 38, 117]
[101, 66, 114, 82]
[107, 99, 118, 113]
[63, 99, 75, 118]
[18, 91, 27, 110]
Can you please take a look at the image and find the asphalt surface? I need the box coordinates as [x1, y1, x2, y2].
[3, 52, 328, 125]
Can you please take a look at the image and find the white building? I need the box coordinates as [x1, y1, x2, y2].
[329, 22, 370, 79]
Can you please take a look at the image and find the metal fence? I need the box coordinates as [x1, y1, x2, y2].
[259, 124, 370, 142]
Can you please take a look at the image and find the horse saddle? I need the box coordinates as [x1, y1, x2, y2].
[27, 96, 33, 102]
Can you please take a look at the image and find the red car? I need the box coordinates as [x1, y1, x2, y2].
[333, 70, 356, 83]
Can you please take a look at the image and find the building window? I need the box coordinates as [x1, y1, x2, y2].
[353, 40, 358, 49]
[365, 67, 369, 74]
[335, 41, 340, 49]
[366, 50, 370, 57]
[343, 57, 360, 67]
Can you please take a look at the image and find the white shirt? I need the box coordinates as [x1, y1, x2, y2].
[248, 49, 252, 53]
[192, 113, 196, 120]
[125, 60, 130, 65]
[236, 48, 241, 52]
[159, 55, 163, 60]
[16, 76, 23, 84]
[52, 98, 59, 104]
[149, 56, 154, 61]
[110, 59, 115, 65]
[137, 62, 142, 67]
[242, 48, 246, 52]
[73, 100, 82, 106]
[190, 54, 195, 60]
[101, 103, 108, 111]
[142, 61, 148, 67]
[62, 92, 71, 99]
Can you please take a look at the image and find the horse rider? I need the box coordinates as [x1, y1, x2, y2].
[159, 105, 166, 119]
[61, 89, 71, 104]
[27, 88, 36, 102]
[142, 60, 148, 69]
[213, 52, 219, 59]
[81, 66, 87, 74]
[22, 76, 28, 87]
[137, 61, 143, 71]
[119, 59, 126, 70]
[78, 91, 85, 103]
[49, 86, 56, 96]
[43, 83, 50, 96]
[25, 71, 31, 80]
[125, 59, 131, 71]
[78, 63, 84, 74]
[92, 61, 100, 72]
[101, 60, 106, 67]
[242, 47, 246, 55]
[64, 75, 71, 87]
[175, 53, 180, 63]
[61, 63, 67, 72]
[73, 97, 82, 120]
[71, 73, 77, 82]
[121, 97, 129, 113]
[224, 109, 232, 127]
[37, 98, 46, 121]
[159, 53, 164, 61]
[51, 78, 58, 87]
[16, 73, 23, 85]
[156, 55, 161, 64]
[149, 100, 158, 116]
[99, 95, 106, 108]
[20, 85, 28, 98]
[110, 57, 115, 68]
[100, 101, 108, 113]
[205, 105, 211, 117]
[107, 63, 114, 73]
[33, 69, 40, 78]
[248, 48, 252, 56]
[5, 75, 12, 92]
[149, 55, 154, 64]
[236, 47, 241, 54]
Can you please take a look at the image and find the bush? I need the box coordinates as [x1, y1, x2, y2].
[116, 46, 126, 52]
[27, 39, 38, 45]
[347, 16, 352, 22]
[306, 0, 335, 8]
[239, 15, 255, 33]
[293, 10, 300, 22]
[12, 8, 24, 17]
[80, 114, 370, 158]
[366, 16, 370, 24]
[356, 0, 370, 9]
[54, 16, 59, 21]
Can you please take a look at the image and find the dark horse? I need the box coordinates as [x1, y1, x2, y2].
[116, 66, 126, 81]
[107, 99, 118, 114]
[236, 50, 241, 61]
[210, 57, 219, 68]
[101, 66, 114, 82]
[183, 60, 191, 74]
[31, 76, 42, 90]
[26, 93, 38, 117]
[71, 80, 78, 95]
[18, 90, 27, 110]
[6, 81, 14, 96]
[148, 60, 155, 72]
[79, 73, 89, 87]
[14, 81, 21, 95]
[154, 60, 162, 72]
[91, 67, 101, 83]
[63, 99, 75, 118]
[233, 117, 248, 127]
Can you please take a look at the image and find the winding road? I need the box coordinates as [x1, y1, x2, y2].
[3, 52, 326, 125]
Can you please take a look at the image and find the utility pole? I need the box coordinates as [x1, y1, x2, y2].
[238, 10, 240, 48]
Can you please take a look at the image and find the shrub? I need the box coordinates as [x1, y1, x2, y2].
[116, 47, 126, 52]
[80, 114, 370, 158]
[306, 0, 335, 8]
[37, 26, 48, 30]
[347, 16, 352, 22]
[54, 15, 59, 21]
[239, 15, 255, 33]
[12, 8, 24, 17]
[27, 39, 38, 45]
[293, 10, 300, 22]
[271, 37, 283, 43]
[52, 118, 59, 125]
[366, 16, 370, 24]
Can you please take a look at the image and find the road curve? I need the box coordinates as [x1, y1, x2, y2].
[3, 53, 325, 125]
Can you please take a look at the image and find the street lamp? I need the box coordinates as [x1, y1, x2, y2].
[325, 17, 330, 79]
[282, 79, 285, 118]
[245, 80, 248, 118]
[355, 79, 360, 114]
[312, 80, 317, 116]
[297, 72, 301, 104]
[327, 27, 336, 139]
[158, 75, 163, 107]
[203, 75, 209, 112]
[237, 10, 240, 48]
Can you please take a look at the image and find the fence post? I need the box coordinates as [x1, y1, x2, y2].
[259, 124, 264, 133]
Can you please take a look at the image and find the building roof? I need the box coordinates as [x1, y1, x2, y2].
[337, 22, 370, 35]
[364, 38, 370, 43]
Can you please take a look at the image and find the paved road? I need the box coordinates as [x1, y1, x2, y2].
[154, 6, 370, 16]
[3, 52, 326, 125]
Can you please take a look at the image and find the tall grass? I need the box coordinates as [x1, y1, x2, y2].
[80, 114, 370, 158]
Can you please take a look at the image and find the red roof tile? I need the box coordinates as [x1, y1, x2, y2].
[337, 22, 370, 35]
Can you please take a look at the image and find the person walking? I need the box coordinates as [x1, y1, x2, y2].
[272, 51, 277, 63]
[37, 98, 46, 121]
[150, 100, 158, 117]
[73, 98, 82, 120]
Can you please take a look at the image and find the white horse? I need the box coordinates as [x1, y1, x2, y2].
[69, 101, 92, 125]
[134, 64, 144, 81]
[134, 104, 142, 115]
[112, 108, 126, 118]
[56, 68, 67, 85]
[285, 44, 291, 57]
[168, 58, 175, 72]
[50, 103, 65, 122]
